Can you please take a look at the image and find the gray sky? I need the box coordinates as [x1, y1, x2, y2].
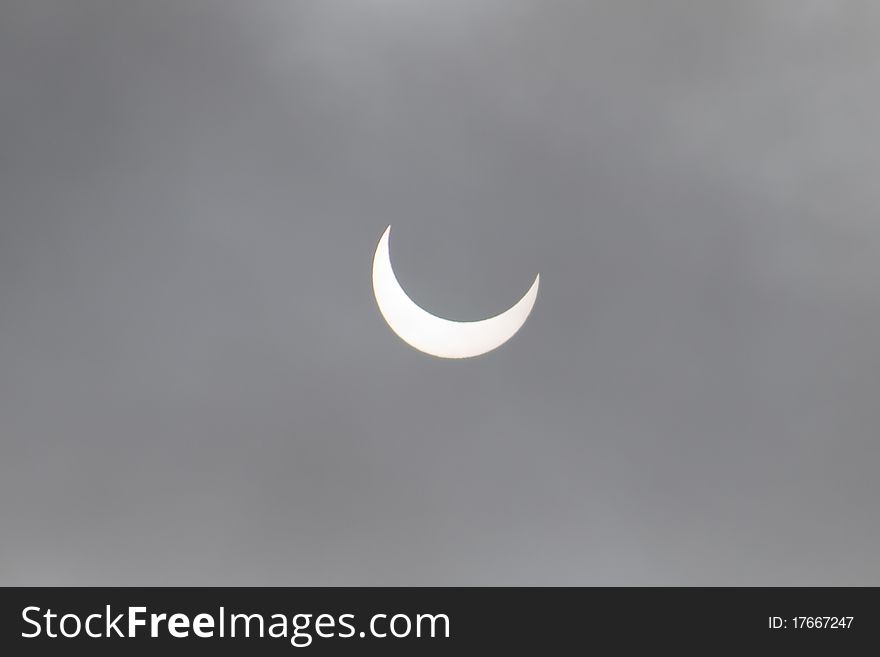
[1, 1, 879, 584]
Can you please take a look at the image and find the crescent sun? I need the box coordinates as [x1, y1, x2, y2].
[371, 225, 539, 359]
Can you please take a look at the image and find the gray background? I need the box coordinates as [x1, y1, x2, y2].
[1, 1, 878, 585]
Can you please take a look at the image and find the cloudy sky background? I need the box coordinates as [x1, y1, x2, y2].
[1, 1, 879, 584]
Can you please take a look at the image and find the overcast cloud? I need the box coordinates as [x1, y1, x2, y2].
[1, 1, 879, 584]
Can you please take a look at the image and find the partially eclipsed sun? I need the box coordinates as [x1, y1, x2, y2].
[371, 226, 539, 359]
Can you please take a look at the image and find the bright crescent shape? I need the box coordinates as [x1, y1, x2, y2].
[372, 225, 539, 359]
